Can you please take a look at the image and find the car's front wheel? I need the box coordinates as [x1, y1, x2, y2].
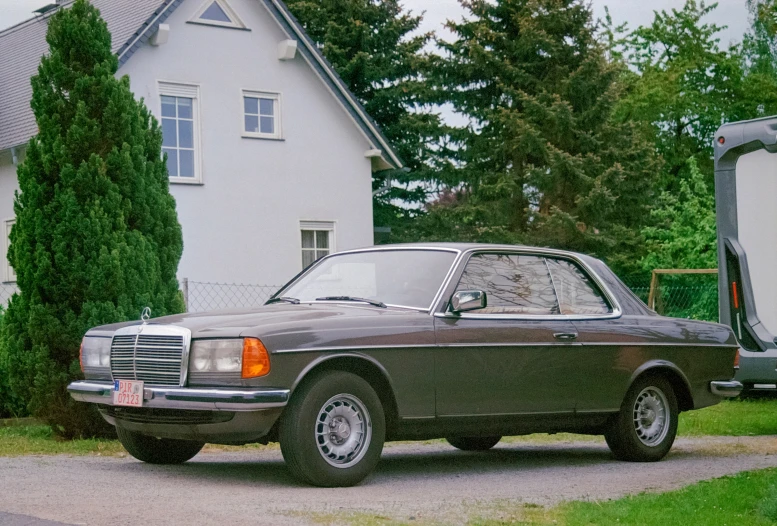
[446, 436, 502, 451]
[605, 375, 678, 462]
[116, 427, 204, 464]
[279, 371, 386, 487]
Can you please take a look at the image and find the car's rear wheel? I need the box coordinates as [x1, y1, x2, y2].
[279, 371, 386, 487]
[446, 436, 502, 451]
[605, 375, 678, 462]
[116, 427, 204, 464]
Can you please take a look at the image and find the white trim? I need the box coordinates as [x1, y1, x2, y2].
[3, 217, 16, 283]
[189, 0, 247, 29]
[158, 81, 203, 184]
[241, 90, 282, 140]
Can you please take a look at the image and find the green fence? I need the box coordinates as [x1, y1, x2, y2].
[623, 274, 719, 322]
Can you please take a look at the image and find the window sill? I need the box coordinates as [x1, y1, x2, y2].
[241, 134, 284, 141]
[169, 178, 204, 186]
[186, 21, 251, 31]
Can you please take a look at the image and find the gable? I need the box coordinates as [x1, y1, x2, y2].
[0, 0, 401, 170]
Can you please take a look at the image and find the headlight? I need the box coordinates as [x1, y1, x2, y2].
[80, 336, 111, 372]
[189, 340, 243, 373]
[189, 338, 271, 378]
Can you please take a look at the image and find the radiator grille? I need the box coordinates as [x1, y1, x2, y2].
[110, 332, 185, 386]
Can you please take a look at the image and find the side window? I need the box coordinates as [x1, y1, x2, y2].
[455, 254, 559, 315]
[546, 258, 610, 315]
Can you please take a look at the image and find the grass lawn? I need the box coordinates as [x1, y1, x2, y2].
[1, 398, 776, 457]
[679, 397, 777, 436]
[468, 468, 777, 526]
[0, 424, 124, 457]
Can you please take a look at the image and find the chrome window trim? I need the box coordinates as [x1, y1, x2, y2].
[110, 324, 193, 387]
[432, 248, 623, 321]
[274, 246, 462, 313]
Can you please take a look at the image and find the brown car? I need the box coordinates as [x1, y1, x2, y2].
[68, 244, 742, 487]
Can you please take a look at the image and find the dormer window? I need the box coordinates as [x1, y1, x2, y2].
[190, 0, 246, 29]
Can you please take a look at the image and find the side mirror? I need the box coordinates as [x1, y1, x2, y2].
[450, 290, 487, 313]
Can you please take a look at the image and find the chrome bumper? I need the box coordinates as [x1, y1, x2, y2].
[709, 380, 744, 398]
[67, 381, 289, 411]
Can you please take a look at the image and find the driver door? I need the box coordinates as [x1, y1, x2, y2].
[434, 252, 580, 417]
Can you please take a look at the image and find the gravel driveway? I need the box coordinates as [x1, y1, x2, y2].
[1, 436, 776, 525]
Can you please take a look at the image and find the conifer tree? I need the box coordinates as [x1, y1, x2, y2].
[285, 0, 445, 236]
[420, 0, 659, 273]
[2, 0, 184, 437]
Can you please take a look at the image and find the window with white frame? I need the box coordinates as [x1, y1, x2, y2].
[301, 221, 335, 268]
[4, 219, 15, 283]
[190, 0, 246, 29]
[159, 82, 201, 182]
[242, 91, 281, 139]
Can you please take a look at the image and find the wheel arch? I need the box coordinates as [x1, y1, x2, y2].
[628, 361, 694, 412]
[289, 353, 400, 432]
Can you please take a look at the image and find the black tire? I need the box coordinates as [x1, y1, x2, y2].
[116, 427, 204, 464]
[446, 436, 502, 451]
[279, 371, 386, 487]
[605, 375, 678, 462]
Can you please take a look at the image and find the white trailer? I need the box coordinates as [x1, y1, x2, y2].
[715, 116, 777, 391]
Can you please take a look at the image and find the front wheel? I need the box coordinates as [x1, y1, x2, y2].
[605, 375, 678, 462]
[279, 371, 386, 487]
[116, 427, 204, 464]
[446, 436, 502, 451]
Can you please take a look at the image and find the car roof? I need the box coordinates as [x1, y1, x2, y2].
[344, 242, 602, 262]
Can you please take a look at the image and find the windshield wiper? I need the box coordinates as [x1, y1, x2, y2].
[265, 296, 300, 305]
[315, 296, 387, 308]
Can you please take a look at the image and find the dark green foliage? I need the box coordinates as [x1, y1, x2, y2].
[285, 0, 446, 237]
[411, 0, 659, 274]
[2, 0, 184, 437]
[614, 1, 744, 190]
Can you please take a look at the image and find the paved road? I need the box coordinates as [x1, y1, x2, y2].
[1, 437, 776, 525]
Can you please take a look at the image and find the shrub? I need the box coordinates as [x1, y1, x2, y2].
[3, 0, 184, 437]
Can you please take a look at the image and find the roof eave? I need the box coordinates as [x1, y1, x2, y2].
[261, 0, 404, 171]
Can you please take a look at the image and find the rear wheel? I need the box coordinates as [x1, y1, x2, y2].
[116, 427, 204, 464]
[279, 371, 386, 487]
[605, 375, 678, 462]
[446, 436, 502, 451]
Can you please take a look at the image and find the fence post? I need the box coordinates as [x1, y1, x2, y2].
[182, 277, 189, 312]
[647, 270, 658, 311]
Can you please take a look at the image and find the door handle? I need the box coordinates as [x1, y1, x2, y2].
[553, 332, 578, 341]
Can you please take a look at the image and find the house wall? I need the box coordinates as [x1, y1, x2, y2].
[119, 0, 375, 286]
[0, 150, 19, 284]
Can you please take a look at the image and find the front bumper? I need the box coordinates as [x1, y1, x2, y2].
[710, 380, 744, 398]
[67, 381, 290, 411]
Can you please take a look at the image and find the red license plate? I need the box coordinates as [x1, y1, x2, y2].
[113, 380, 144, 407]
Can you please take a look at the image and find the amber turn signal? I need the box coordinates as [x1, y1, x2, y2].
[242, 338, 271, 378]
[734, 349, 740, 370]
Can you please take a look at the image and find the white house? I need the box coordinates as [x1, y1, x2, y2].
[0, 0, 401, 305]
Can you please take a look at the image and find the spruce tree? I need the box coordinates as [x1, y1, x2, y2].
[420, 0, 659, 273]
[2, 0, 184, 437]
[285, 0, 445, 237]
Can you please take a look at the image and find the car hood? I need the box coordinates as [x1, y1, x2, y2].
[86, 303, 434, 351]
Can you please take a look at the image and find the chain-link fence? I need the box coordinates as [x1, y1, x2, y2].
[183, 279, 280, 313]
[623, 273, 719, 322]
[179, 274, 721, 321]
[0, 283, 18, 307]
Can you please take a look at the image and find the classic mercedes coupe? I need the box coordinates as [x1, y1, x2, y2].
[69, 244, 742, 487]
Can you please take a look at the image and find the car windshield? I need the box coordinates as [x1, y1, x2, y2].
[280, 249, 458, 310]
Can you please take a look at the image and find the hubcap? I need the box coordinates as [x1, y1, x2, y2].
[633, 387, 670, 446]
[315, 394, 372, 468]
